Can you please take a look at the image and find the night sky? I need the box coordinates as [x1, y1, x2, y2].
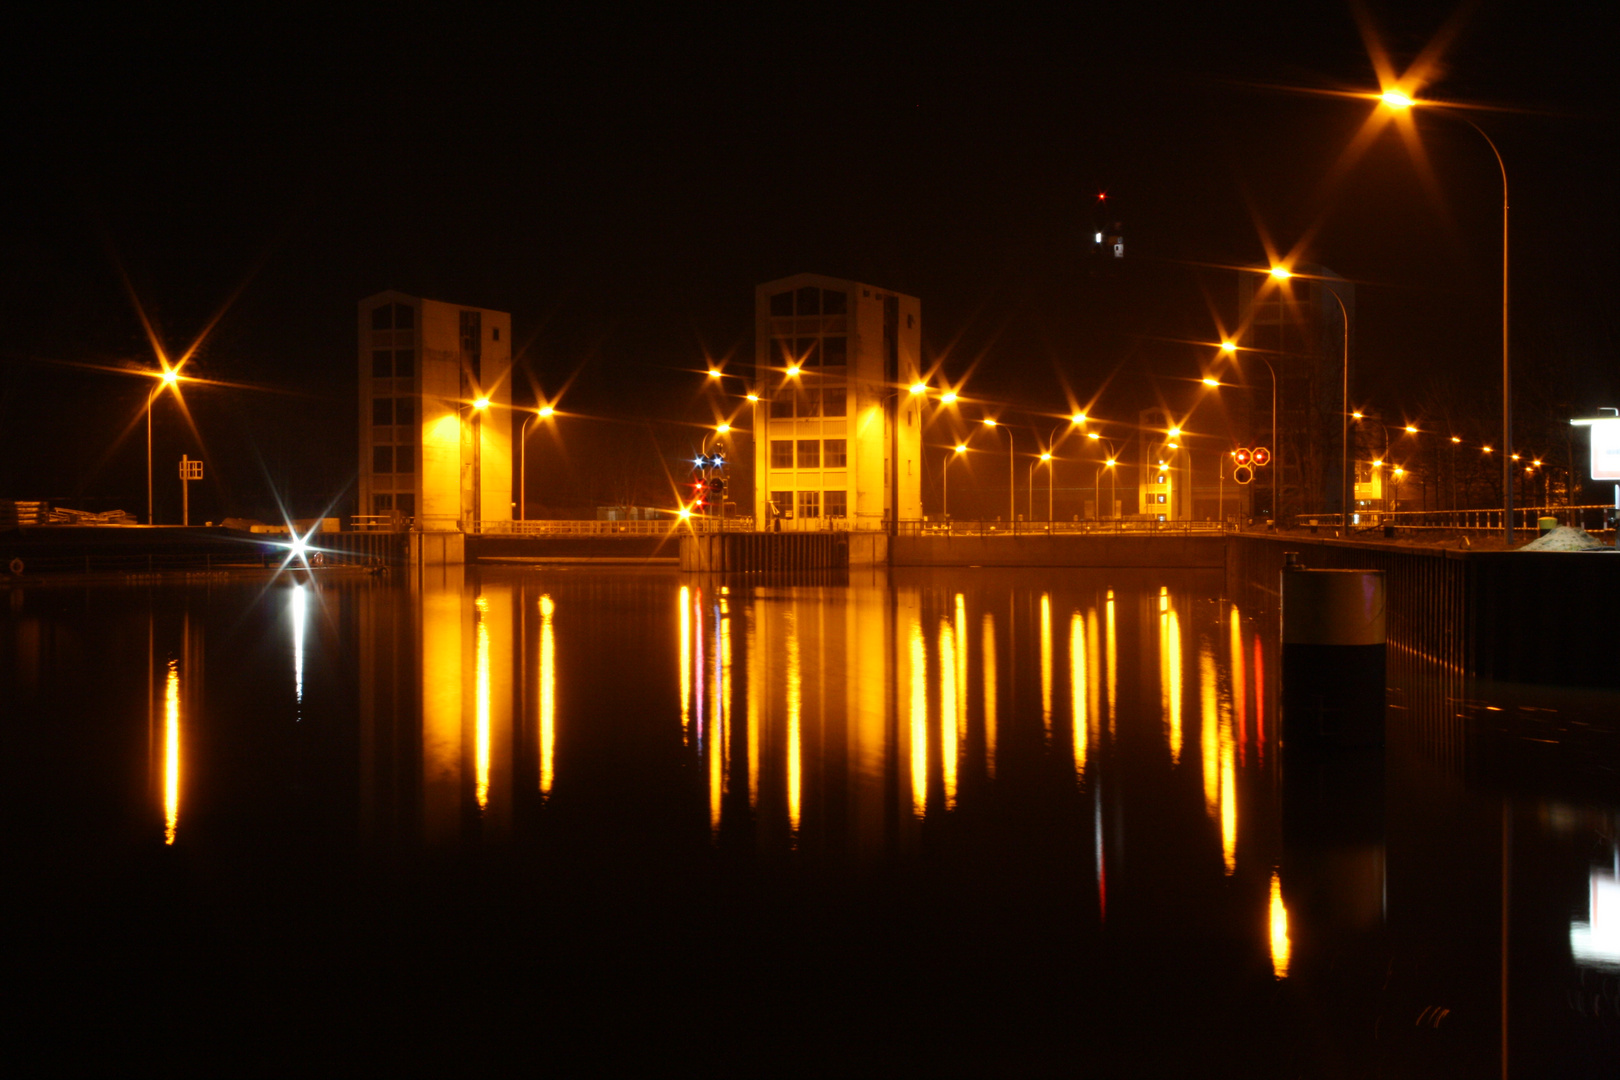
[3, 2, 1614, 522]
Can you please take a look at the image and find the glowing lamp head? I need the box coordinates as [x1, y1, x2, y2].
[1269, 266, 1292, 281]
[708, 369, 721, 379]
[1394, 467, 1405, 477]
[909, 381, 927, 395]
[473, 397, 490, 410]
[1202, 377, 1220, 388]
[288, 536, 307, 558]
[1372, 459, 1383, 468]
[715, 423, 730, 434]
[1405, 425, 1418, 434]
[953, 444, 967, 455]
[941, 391, 959, 404]
[1105, 458, 1116, 468]
[1352, 410, 1364, 420]
[538, 405, 555, 418]
[982, 418, 997, 428]
[161, 369, 180, 386]
[1380, 90, 1414, 110]
[1040, 452, 1052, 462]
[1220, 341, 1236, 354]
[1482, 446, 1493, 454]
[1168, 427, 1182, 438]
[678, 507, 693, 520]
[1451, 436, 1461, 444]
[746, 392, 760, 402]
[1087, 432, 1100, 441]
[786, 365, 801, 377]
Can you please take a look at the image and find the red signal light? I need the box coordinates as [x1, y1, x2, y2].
[1233, 447, 1252, 467]
[1233, 465, 1254, 485]
[1252, 447, 1271, 467]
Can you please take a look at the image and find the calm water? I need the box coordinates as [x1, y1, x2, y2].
[4, 566, 1617, 1077]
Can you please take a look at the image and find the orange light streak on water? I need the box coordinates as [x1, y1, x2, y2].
[678, 586, 691, 735]
[474, 596, 491, 811]
[1071, 612, 1088, 775]
[746, 607, 759, 809]
[909, 617, 927, 818]
[940, 620, 958, 809]
[1105, 590, 1117, 734]
[953, 594, 968, 740]
[981, 612, 997, 779]
[539, 595, 555, 795]
[1201, 640, 1220, 820]
[163, 659, 179, 845]
[1040, 593, 1053, 737]
[786, 612, 801, 836]
[1161, 589, 1183, 764]
[1269, 871, 1292, 978]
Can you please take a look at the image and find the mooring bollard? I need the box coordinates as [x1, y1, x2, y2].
[1280, 553, 1386, 748]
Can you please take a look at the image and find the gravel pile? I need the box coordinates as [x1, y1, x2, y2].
[1519, 526, 1616, 551]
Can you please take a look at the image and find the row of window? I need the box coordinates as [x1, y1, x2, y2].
[371, 349, 415, 379]
[770, 335, 847, 367]
[770, 439, 847, 469]
[371, 493, 417, 515]
[371, 303, 416, 331]
[768, 490, 847, 519]
[372, 397, 418, 426]
[769, 287, 848, 318]
[372, 445, 417, 474]
[768, 386, 846, 419]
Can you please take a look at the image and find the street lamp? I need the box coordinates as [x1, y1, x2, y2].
[982, 418, 1015, 524]
[1029, 451, 1054, 526]
[1222, 338, 1280, 524]
[1267, 267, 1351, 531]
[146, 368, 182, 525]
[1378, 91, 1513, 544]
[944, 443, 966, 521]
[519, 404, 557, 523]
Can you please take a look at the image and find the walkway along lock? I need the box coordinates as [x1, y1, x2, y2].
[1280, 553, 1386, 748]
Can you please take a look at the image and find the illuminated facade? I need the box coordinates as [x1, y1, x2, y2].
[358, 291, 513, 531]
[752, 274, 922, 530]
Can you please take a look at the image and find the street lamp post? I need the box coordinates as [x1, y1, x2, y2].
[1224, 339, 1280, 524]
[944, 444, 965, 522]
[1381, 92, 1513, 544]
[145, 369, 179, 525]
[982, 418, 1015, 524]
[519, 405, 556, 523]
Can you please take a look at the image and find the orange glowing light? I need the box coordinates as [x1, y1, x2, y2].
[715, 423, 730, 434]
[982, 418, 997, 427]
[1352, 410, 1364, 420]
[1040, 451, 1052, 462]
[746, 393, 759, 403]
[786, 365, 801, 377]
[1220, 341, 1237, 354]
[1202, 377, 1220, 387]
[1380, 90, 1414, 110]
[1073, 412, 1087, 423]
[1405, 425, 1418, 434]
[1087, 432, 1100, 441]
[1269, 266, 1292, 281]
[1451, 435, 1461, 444]
[708, 369, 722, 378]
[909, 381, 927, 395]
[473, 397, 490, 410]
[953, 444, 967, 454]
[538, 405, 555, 418]
[941, 391, 959, 404]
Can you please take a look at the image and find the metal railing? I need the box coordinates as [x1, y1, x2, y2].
[897, 518, 1232, 537]
[477, 517, 756, 536]
[1284, 504, 1617, 534]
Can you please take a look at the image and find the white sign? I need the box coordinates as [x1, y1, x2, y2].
[1592, 418, 1620, 481]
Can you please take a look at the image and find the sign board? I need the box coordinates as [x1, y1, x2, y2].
[179, 457, 203, 480]
[1592, 418, 1620, 480]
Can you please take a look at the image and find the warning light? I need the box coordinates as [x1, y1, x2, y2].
[1252, 447, 1272, 467]
[1233, 448, 1252, 467]
[1234, 465, 1254, 485]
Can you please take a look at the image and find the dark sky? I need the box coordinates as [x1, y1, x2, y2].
[3, 2, 1615, 519]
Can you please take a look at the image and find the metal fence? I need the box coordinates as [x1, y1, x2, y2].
[897, 518, 1231, 537]
[1287, 503, 1617, 534]
[477, 517, 756, 536]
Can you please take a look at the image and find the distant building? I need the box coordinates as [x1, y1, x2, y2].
[358, 291, 512, 532]
[752, 274, 922, 530]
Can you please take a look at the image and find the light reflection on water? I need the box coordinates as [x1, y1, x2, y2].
[7, 565, 1619, 1075]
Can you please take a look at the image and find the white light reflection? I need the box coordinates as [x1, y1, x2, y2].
[290, 584, 306, 710]
[1040, 593, 1053, 737]
[909, 615, 927, 818]
[1071, 612, 1087, 775]
[982, 612, 997, 780]
[1270, 870, 1292, 978]
[1572, 868, 1620, 970]
[786, 611, 801, 837]
[679, 585, 691, 736]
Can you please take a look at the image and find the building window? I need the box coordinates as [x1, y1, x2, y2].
[796, 338, 821, 366]
[372, 350, 392, 378]
[824, 439, 847, 467]
[1157, 494, 1167, 504]
[822, 336, 847, 365]
[394, 398, 416, 425]
[770, 490, 792, 518]
[373, 494, 394, 513]
[372, 397, 393, 425]
[774, 337, 796, 367]
[797, 440, 820, 468]
[771, 440, 794, 469]
[492, 326, 500, 342]
[394, 349, 414, 378]
[393, 303, 414, 330]
[823, 387, 846, 417]
[372, 446, 393, 474]
[371, 305, 392, 331]
[770, 292, 793, 317]
[797, 389, 821, 418]
[822, 289, 847, 315]
[396, 493, 416, 517]
[797, 491, 820, 518]
[459, 311, 482, 376]
[796, 286, 820, 316]
[771, 389, 794, 419]
[395, 439, 416, 474]
[824, 490, 848, 517]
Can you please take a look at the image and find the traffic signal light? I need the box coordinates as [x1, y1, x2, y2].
[1233, 447, 1252, 467]
[1252, 446, 1271, 467]
[708, 477, 726, 497]
[1234, 465, 1254, 485]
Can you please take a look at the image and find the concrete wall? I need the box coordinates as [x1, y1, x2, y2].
[891, 533, 1227, 568]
